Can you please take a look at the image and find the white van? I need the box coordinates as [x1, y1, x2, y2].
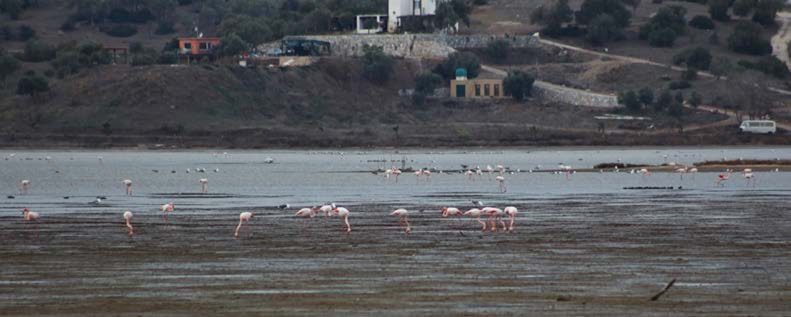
[739, 120, 776, 134]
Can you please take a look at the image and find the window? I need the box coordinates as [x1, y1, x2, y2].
[494, 84, 500, 97]
[475, 84, 481, 96]
[484, 84, 490, 96]
[183, 42, 192, 49]
[199, 42, 212, 50]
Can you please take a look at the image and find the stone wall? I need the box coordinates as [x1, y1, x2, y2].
[532, 81, 619, 108]
[260, 34, 541, 59]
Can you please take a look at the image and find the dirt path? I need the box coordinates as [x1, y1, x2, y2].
[771, 12, 791, 69]
[2, 193, 790, 316]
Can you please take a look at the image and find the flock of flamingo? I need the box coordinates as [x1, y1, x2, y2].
[9, 153, 776, 240]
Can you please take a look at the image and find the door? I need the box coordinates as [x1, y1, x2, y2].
[456, 84, 466, 98]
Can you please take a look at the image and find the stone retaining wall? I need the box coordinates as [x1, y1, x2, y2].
[532, 81, 619, 108]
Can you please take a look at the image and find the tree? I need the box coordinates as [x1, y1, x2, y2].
[220, 15, 272, 46]
[576, 0, 631, 28]
[433, 52, 481, 80]
[669, 93, 684, 118]
[648, 28, 677, 47]
[16, 74, 49, 97]
[531, 0, 573, 36]
[732, 0, 755, 17]
[0, 51, 21, 88]
[220, 33, 246, 56]
[434, 0, 471, 31]
[752, 0, 783, 26]
[727, 21, 772, 55]
[621, 90, 641, 112]
[586, 13, 622, 46]
[414, 72, 442, 94]
[485, 39, 510, 61]
[362, 45, 394, 85]
[503, 70, 535, 101]
[710, 56, 733, 78]
[655, 89, 673, 112]
[708, 0, 730, 22]
[689, 92, 702, 108]
[673, 47, 712, 70]
[689, 15, 715, 30]
[147, 0, 177, 23]
[638, 87, 654, 105]
[640, 6, 686, 47]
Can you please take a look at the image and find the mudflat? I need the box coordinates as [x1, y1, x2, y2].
[2, 193, 790, 316]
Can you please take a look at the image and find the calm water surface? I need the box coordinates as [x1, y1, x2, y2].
[1, 147, 789, 215]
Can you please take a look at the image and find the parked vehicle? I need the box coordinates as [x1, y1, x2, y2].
[739, 120, 776, 134]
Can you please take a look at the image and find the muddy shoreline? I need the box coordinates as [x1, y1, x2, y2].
[2, 195, 790, 316]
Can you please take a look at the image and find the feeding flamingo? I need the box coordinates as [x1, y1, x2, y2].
[22, 208, 39, 222]
[332, 206, 352, 233]
[20, 180, 30, 194]
[441, 207, 463, 228]
[123, 211, 134, 236]
[717, 170, 733, 186]
[161, 202, 174, 220]
[318, 204, 334, 219]
[295, 207, 317, 227]
[495, 176, 507, 193]
[391, 208, 411, 233]
[504, 206, 518, 232]
[234, 212, 254, 238]
[483, 207, 506, 232]
[199, 178, 208, 193]
[122, 179, 133, 195]
[463, 208, 486, 231]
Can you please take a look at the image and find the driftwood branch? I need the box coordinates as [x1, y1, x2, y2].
[650, 279, 677, 301]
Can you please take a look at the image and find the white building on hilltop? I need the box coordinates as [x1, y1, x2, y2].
[356, 0, 446, 34]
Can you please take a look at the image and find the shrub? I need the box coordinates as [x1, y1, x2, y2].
[155, 21, 175, 35]
[708, 0, 730, 21]
[621, 90, 641, 112]
[751, 0, 783, 27]
[415, 72, 443, 94]
[638, 88, 654, 105]
[503, 70, 535, 101]
[655, 90, 673, 111]
[434, 52, 481, 80]
[103, 24, 138, 37]
[743, 56, 790, 78]
[361, 45, 394, 85]
[682, 68, 698, 80]
[673, 47, 712, 70]
[689, 15, 715, 30]
[16, 74, 49, 97]
[668, 80, 691, 89]
[732, 0, 756, 17]
[219, 33, 247, 56]
[131, 48, 159, 66]
[485, 39, 510, 60]
[648, 28, 677, 47]
[689, 92, 702, 108]
[17, 25, 35, 41]
[576, 0, 631, 27]
[20, 40, 56, 62]
[727, 21, 772, 55]
[158, 51, 178, 64]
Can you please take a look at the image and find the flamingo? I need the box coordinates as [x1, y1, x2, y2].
[295, 207, 316, 227]
[483, 207, 506, 232]
[318, 204, 334, 219]
[463, 208, 486, 231]
[688, 167, 699, 179]
[495, 176, 507, 193]
[332, 206, 352, 233]
[199, 178, 208, 193]
[676, 167, 688, 180]
[742, 168, 756, 187]
[161, 202, 174, 220]
[486, 165, 494, 179]
[422, 170, 432, 182]
[717, 170, 733, 186]
[496, 164, 505, 176]
[20, 180, 30, 194]
[123, 179, 133, 195]
[123, 211, 134, 236]
[639, 168, 651, 176]
[504, 206, 518, 232]
[391, 208, 411, 233]
[234, 212, 254, 238]
[392, 168, 402, 183]
[441, 207, 463, 228]
[22, 208, 39, 221]
[465, 170, 475, 181]
[559, 165, 572, 179]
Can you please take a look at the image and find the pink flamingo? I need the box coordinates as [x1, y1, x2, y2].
[123, 211, 134, 236]
[422, 170, 432, 182]
[464, 208, 486, 231]
[483, 207, 506, 232]
[639, 168, 651, 177]
[123, 179, 133, 196]
[161, 202, 174, 220]
[717, 170, 733, 186]
[676, 167, 688, 180]
[318, 204, 334, 220]
[495, 176, 507, 193]
[22, 208, 40, 238]
[742, 168, 756, 187]
[234, 212, 254, 238]
[504, 206, 518, 232]
[391, 208, 411, 233]
[20, 180, 30, 194]
[465, 170, 475, 181]
[392, 168, 402, 183]
[496, 164, 505, 176]
[199, 178, 208, 193]
[332, 206, 352, 233]
[441, 207, 463, 228]
[688, 167, 699, 180]
[295, 207, 317, 227]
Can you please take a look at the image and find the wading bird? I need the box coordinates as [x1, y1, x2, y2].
[22, 208, 39, 222]
[717, 170, 733, 186]
[123, 179, 133, 195]
[495, 176, 507, 193]
[20, 180, 30, 194]
[504, 206, 518, 232]
[742, 168, 756, 187]
[199, 178, 208, 193]
[463, 208, 486, 231]
[391, 208, 411, 233]
[483, 207, 506, 232]
[332, 206, 352, 233]
[161, 202, 174, 220]
[234, 212, 254, 238]
[441, 207, 463, 228]
[123, 211, 134, 236]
